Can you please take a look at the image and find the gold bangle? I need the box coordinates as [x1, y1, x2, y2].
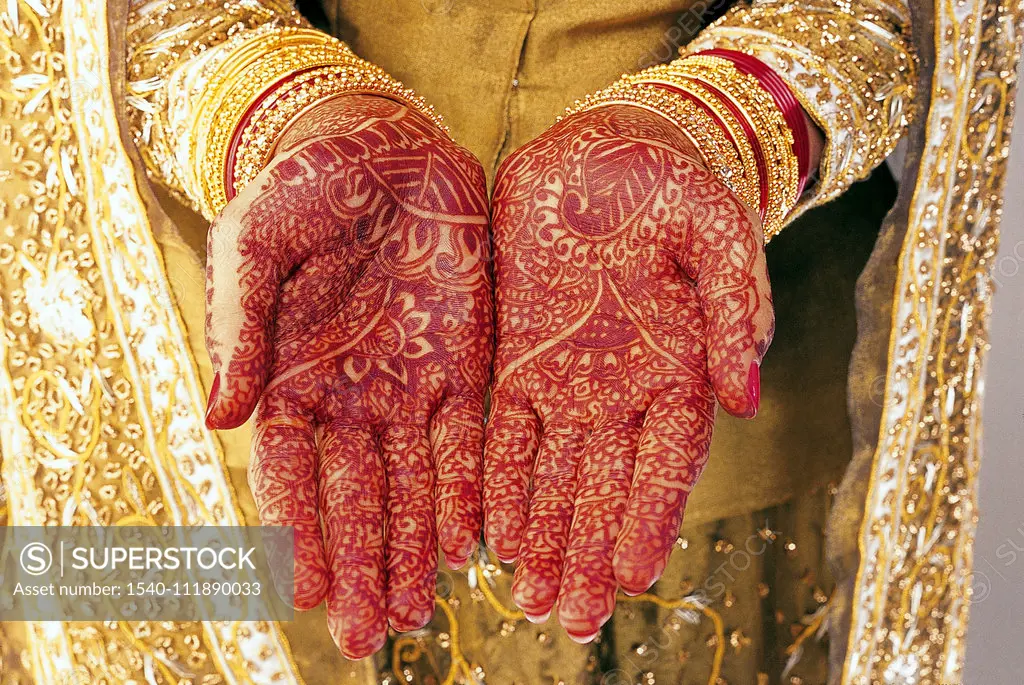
[192, 27, 445, 217]
[655, 55, 801, 236]
[191, 27, 354, 217]
[231, 63, 448, 196]
[678, 56, 800, 219]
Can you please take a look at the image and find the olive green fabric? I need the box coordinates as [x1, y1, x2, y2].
[326, 0, 703, 176]
[604, 486, 835, 685]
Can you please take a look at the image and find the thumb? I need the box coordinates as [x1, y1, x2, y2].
[203, 133, 377, 428]
[203, 185, 285, 430]
[689, 188, 774, 419]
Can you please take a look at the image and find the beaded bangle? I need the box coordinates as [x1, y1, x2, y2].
[565, 55, 801, 239]
[191, 28, 353, 216]
[645, 78, 771, 222]
[566, 78, 766, 223]
[567, 82, 761, 213]
[192, 27, 445, 215]
[648, 56, 801, 238]
[226, 63, 448, 200]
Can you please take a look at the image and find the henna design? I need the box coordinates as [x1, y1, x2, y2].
[484, 105, 773, 642]
[381, 424, 437, 631]
[557, 418, 640, 640]
[510, 426, 583, 622]
[319, 422, 387, 658]
[205, 95, 492, 658]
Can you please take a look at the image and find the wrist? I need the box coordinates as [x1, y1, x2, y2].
[566, 51, 809, 240]
[190, 27, 355, 218]
[803, 108, 825, 181]
[566, 90, 761, 215]
[696, 49, 811, 198]
[562, 104, 710, 171]
[225, 64, 446, 203]
[276, 94, 421, 152]
[189, 26, 446, 216]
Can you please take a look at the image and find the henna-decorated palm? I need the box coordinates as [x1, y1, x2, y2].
[484, 105, 774, 642]
[203, 95, 492, 658]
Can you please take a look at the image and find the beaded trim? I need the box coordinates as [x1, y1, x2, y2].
[228, 63, 448, 199]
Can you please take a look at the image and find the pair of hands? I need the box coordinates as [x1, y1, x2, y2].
[203, 94, 773, 657]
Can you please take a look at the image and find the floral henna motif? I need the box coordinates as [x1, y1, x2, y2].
[484, 105, 773, 642]
[204, 95, 492, 658]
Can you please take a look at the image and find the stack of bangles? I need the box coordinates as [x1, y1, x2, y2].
[566, 49, 813, 240]
[191, 28, 447, 215]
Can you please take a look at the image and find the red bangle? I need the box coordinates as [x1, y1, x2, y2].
[696, 49, 811, 197]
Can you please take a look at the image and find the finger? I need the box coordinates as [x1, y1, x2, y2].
[613, 382, 715, 595]
[319, 422, 387, 658]
[557, 419, 640, 642]
[248, 395, 328, 611]
[381, 424, 437, 632]
[510, 425, 583, 623]
[431, 395, 485, 569]
[687, 190, 774, 418]
[483, 393, 541, 563]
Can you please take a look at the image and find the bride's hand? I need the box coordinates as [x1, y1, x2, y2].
[484, 104, 774, 641]
[203, 94, 492, 658]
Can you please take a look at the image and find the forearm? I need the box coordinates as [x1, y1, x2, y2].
[125, 1, 443, 220]
[803, 108, 825, 173]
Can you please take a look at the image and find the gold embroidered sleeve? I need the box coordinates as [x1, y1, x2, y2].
[682, 0, 918, 218]
[125, 1, 443, 220]
[126, 0, 301, 214]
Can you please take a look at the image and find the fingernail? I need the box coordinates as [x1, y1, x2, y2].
[495, 552, 517, 564]
[522, 609, 551, 624]
[446, 554, 469, 570]
[619, 581, 652, 597]
[747, 361, 760, 417]
[567, 628, 601, 644]
[204, 372, 221, 429]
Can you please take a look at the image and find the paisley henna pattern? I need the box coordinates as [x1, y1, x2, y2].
[204, 95, 492, 658]
[484, 105, 773, 643]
